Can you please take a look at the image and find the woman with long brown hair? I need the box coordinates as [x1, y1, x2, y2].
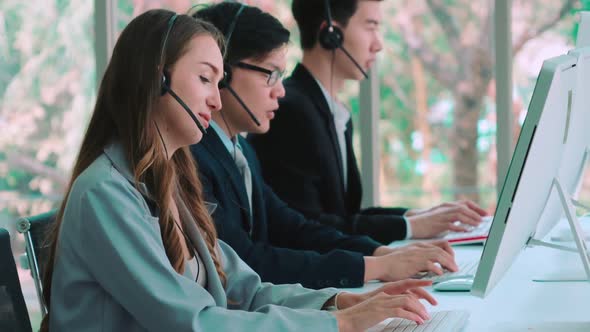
[41, 8, 435, 332]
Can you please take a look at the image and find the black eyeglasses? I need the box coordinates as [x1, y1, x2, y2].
[235, 62, 285, 86]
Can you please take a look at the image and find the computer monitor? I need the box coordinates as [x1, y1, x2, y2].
[471, 54, 579, 298]
[534, 47, 590, 240]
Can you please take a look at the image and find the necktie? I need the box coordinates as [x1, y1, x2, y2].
[233, 145, 253, 219]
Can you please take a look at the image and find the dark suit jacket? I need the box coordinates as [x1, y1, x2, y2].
[249, 63, 409, 244]
[190, 128, 381, 289]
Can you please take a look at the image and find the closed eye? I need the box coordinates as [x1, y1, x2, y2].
[200, 75, 211, 84]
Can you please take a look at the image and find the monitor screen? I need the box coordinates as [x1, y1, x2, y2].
[471, 54, 578, 298]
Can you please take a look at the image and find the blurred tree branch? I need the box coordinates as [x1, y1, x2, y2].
[5, 152, 68, 190]
[425, 0, 465, 63]
[396, 16, 459, 87]
[394, 0, 577, 202]
[513, 0, 577, 54]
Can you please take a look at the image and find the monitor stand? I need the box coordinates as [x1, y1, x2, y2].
[527, 157, 590, 283]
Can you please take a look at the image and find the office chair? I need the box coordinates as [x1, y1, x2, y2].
[0, 228, 33, 332]
[16, 210, 56, 317]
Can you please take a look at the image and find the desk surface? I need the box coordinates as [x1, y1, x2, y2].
[342, 236, 590, 332]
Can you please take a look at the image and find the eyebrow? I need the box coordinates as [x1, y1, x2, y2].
[266, 63, 285, 71]
[198, 61, 220, 74]
[251, 61, 285, 72]
[365, 19, 380, 26]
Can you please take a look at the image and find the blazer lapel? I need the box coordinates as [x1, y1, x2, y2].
[176, 193, 227, 307]
[291, 64, 345, 193]
[201, 129, 253, 230]
[344, 120, 362, 210]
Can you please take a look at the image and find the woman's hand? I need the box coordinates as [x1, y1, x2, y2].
[333, 280, 437, 332]
[336, 279, 436, 310]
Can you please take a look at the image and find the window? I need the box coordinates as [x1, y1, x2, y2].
[374, 0, 585, 213]
[117, 0, 589, 211]
[0, 1, 95, 329]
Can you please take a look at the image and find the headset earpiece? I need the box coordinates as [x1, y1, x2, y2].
[218, 63, 232, 89]
[319, 24, 343, 51]
[319, 0, 343, 51]
[218, 3, 244, 90]
[161, 70, 171, 96]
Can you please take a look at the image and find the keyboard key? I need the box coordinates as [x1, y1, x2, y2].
[413, 261, 478, 283]
[377, 310, 469, 332]
[443, 216, 493, 245]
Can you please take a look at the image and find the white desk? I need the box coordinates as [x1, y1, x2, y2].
[342, 238, 590, 331]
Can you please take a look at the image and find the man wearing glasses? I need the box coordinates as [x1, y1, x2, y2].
[191, 2, 460, 290]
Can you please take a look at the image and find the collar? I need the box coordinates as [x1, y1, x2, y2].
[209, 120, 242, 155]
[103, 142, 150, 198]
[312, 76, 351, 129]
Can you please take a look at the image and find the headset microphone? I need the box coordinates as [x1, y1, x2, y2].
[319, 0, 368, 79]
[220, 78, 261, 126]
[337, 46, 368, 79]
[161, 71, 207, 135]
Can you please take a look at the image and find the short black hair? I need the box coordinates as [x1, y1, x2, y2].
[192, 2, 290, 64]
[292, 0, 382, 50]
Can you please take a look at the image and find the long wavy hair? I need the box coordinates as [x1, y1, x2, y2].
[40, 10, 225, 331]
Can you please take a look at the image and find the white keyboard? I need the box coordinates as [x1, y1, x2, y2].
[414, 260, 479, 283]
[443, 216, 493, 245]
[370, 310, 470, 332]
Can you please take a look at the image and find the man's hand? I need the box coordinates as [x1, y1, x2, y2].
[407, 200, 488, 239]
[365, 240, 457, 281]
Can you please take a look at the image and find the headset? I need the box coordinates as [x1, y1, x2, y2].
[319, 0, 368, 79]
[216, 3, 261, 127]
[160, 14, 207, 135]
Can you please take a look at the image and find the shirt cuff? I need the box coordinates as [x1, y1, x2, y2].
[322, 293, 340, 311]
[403, 214, 412, 240]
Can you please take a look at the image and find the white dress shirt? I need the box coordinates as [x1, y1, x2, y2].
[314, 78, 350, 191]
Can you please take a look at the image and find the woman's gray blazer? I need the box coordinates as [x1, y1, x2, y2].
[49, 143, 339, 331]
